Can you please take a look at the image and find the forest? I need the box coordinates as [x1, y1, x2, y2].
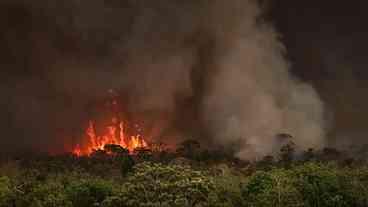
[1, 140, 368, 207]
[0, 0, 366, 206]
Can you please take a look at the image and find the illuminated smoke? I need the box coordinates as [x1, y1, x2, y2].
[0, 0, 326, 159]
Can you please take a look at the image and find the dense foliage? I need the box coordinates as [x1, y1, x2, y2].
[1, 142, 368, 207]
[106, 162, 217, 207]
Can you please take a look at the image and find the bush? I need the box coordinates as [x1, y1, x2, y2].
[23, 180, 71, 207]
[0, 176, 13, 207]
[66, 178, 114, 207]
[212, 165, 243, 207]
[241, 162, 361, 207]
[339, 167, 368, 206]
[119, 154, 135, 177]
[118, 162, 218, 207]
[2, 154, 368, 207]
[241, 169, 301, 207]
[292, 162, 354, 207]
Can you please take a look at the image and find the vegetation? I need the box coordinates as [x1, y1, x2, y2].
[1, 141, 368, 207]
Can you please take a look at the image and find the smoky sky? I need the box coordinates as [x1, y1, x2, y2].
[0, 0, 363, 158]
[268, 0, 368, 149]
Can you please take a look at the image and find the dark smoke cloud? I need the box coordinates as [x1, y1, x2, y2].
[0, 0, 326, 159]
[267, 0, 368, 153]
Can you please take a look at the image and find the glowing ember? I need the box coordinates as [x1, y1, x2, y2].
[72, 92, 148, 156]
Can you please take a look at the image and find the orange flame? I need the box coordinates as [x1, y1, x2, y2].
[72, 118, 148, 156]
[72, 92, 148, 156]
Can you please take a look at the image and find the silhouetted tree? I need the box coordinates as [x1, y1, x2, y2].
[176, 139, 201, 160]
[279, 141, 296, 167]
[104, 144, 129, 156]
[320, 147, 342, 162]
[119, 155, 135, 177]
[301, 148, 316, 162]
[257, 155, 275, 170]
[134, 148, 153, 162]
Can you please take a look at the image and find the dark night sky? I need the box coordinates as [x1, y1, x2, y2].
[270, 0, 368, 145]
[271, 1, 368, 79]
[0, 0, 368, 152]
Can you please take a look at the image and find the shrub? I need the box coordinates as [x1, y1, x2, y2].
[119, 154, 135, 177]
[292, 162, 353, 207]
[118, 162, 218, 207]
[0, 176, 13, 207]
[23, 180, 71, 207]
[241, 169, 301, 207]
[212, 165, 243, 207]
[334, 166, 368, 207]
[66, 178, 114, 207]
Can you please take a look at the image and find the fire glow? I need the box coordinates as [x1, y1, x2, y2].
[72, 119, 148, 156]
[72, 93, 148, 156]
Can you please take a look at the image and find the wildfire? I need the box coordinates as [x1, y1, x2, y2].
[72, 119, 148, 156]
[72, 91, 148, 156]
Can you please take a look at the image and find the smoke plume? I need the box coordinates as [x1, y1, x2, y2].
[0, 0, 326, 159]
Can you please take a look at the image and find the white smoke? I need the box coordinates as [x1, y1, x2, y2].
[201, 0, 326, 159]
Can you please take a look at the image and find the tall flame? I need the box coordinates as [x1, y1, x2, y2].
[73, 118, 148, 156]
[72, 92, 148, 156]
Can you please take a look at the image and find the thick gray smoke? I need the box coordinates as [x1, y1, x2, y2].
[201, 0, 326, 159]
[0, 0, 325, 159]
